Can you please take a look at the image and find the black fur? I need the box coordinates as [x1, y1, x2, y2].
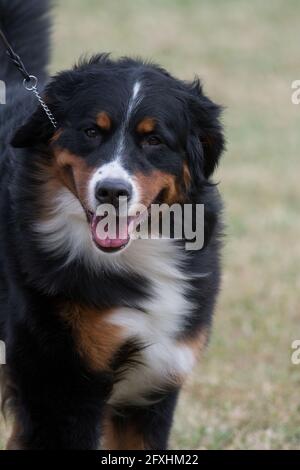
[0, 0, 51, 83]
[0, 0, 225, 449]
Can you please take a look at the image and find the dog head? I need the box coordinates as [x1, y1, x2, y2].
[11, 55, 224, 255]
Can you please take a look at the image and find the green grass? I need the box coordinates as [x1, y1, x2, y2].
[1, 0, 300, 449]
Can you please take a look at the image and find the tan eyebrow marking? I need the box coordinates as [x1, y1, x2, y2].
[96, 111, 112, 131]
[136, 117, 156, 134]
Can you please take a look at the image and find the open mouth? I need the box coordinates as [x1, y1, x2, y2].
[86, 192, 163, 254]
[87, 210, 146, 254]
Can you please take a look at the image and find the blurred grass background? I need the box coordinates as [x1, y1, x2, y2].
[1, 0, 300, 449]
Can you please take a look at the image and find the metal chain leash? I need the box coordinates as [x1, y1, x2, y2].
[23, 75, 57, 128]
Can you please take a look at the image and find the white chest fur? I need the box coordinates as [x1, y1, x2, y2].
[106, 240, 197, 406]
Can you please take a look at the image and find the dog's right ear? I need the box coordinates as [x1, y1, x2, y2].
[11, 105, 56, 148]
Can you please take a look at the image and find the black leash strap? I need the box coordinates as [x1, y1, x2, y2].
[0, 28, 57, 128]
[0, 28, 31, 81]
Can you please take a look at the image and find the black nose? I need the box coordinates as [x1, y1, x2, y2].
[95, 178, 133, 206]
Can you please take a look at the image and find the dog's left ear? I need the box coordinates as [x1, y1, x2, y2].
[11, 104, 56, 148]
[186, 79, 225, 182]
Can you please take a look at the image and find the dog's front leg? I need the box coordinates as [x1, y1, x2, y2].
[4, 321, 114, 451]
[5, 362, 113, 450]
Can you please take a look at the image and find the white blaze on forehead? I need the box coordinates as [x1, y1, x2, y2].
[88, 81, 143, 211]
[116, 80, 142, 158]
[126, 81, 141, 120]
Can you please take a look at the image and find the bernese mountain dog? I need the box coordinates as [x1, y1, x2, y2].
[0, 0, 225, 450]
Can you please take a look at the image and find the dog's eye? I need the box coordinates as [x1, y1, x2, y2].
[142, 135, 163, 146]
[84, 128, 99, 138]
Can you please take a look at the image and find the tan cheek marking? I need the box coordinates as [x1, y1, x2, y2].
[61, 303, 125, 371]
[169, 162, 191, 204]
[102, 408, 145, 450]
[96, 111, 112, 131]
[165, 174, 179, 204]
[134, 170, 178, 206]
[183, 162, 191, 190]
[34, 148, 95, 222]
[136, 117, 156, 134]
[52, 147, 94, 205]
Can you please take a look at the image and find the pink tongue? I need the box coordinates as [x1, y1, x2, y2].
[91, 216, 131, 249]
